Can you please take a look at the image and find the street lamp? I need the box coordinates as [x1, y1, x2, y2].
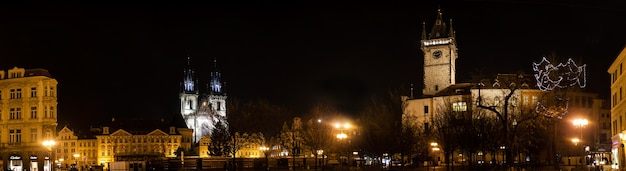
[336, 133, 347, 171]
[573, 118, 588, 166]
[73, 153, 80, 170]
[571, 138, 580, 165]
[260, 146, 269, 171]
[333, 121, 352, 171]
[430, 142, 439, 170]
[317, 150, 324, 170]
[43, 140, 56, 171]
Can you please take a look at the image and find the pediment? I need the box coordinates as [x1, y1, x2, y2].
[147, 129, 169, 136]
[58, 126, 73, 134]
[110, 129, 132, 136]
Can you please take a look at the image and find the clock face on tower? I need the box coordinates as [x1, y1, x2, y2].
[433, 50, 442, 59]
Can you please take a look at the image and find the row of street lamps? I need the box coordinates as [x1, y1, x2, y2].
[42, 140, 83, 171]
[258, 120, 353, 171]
[423, 118, 589, 167]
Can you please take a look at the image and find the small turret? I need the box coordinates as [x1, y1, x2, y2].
[421, 22, 427, 41]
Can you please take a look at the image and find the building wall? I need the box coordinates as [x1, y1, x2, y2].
[0, 67, 58, 171]
[53, 125, 192, 170]
[56, 126, 98, 169]
[609, 46, 626, 170]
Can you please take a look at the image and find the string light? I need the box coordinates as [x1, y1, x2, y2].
[532, 57, 587, 91]
[532, 57, 586, 118]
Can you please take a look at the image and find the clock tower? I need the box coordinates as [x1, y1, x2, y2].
[421, 8, 457, 96]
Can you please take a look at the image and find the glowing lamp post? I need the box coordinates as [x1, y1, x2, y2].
[572, 138, 580, 146]
[573, 118, 588, 166]
[73, 154, 80, 170]
[334, 121, 351, 171]
[43, 140, 56, 171]
[260, 146, 269, 171]
[430, 142, 439, 166]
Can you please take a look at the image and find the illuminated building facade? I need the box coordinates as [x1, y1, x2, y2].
[403, 8, 609, 166]
[0, 67, 58, 171]
[180, 57, 227, 143]
[55, 119, 192, 170]
[609, 46, 626, 170]
[56, 126, 97, 170]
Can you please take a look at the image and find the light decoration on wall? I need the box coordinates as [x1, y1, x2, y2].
[422, 38, 452, 46]
[532, 56, 587, 119]
[532, 57, 587, 91]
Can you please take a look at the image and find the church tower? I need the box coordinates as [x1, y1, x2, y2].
[207, 58, 227, 118]
[180, 56, 199, 117]
[420, 7, 458, 96]
[180, 56, 228, 143]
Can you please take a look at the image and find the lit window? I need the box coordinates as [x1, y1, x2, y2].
[532, 96, 538, 106]
[523, 96, 529, 106]
[452, 102, 467, 112]
[494, 96, 500, 106]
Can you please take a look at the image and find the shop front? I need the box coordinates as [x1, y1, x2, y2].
[43, 156, 51, 171]
[29, 156, 38, 171]
[9, 155, 23, 171]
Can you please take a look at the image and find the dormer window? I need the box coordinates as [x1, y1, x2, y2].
[7, 67, 25, 79]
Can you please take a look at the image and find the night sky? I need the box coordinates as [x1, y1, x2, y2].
[0, 1, 624, 129]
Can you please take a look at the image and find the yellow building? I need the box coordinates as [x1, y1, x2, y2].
[54, 118, 193, 170]
[56, 126, 97, 170]
[609, 45, 626, 170]
[0, 67, 58, 171]
[198, 132, 266, 158]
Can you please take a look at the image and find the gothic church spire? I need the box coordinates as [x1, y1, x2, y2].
[182, 56, 196, 93]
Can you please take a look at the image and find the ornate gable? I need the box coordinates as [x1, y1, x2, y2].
[110, 129, 132, 136]
[147, 129, 168, 136]
[58, 126, 74, 134]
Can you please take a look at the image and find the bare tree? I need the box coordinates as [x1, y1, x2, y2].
[432, 99, 466, 171]
[358, 88, 404, 167]
[302, 118, 332, 170]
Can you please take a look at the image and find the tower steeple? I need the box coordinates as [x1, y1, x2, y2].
[429, 7, 448, 39]
[449, 19, 454, 37]
[180, 55, 200, 117]
[182, 56, 196, 93]
[421, 22, 427, 40]
[209, 58, 223, 95]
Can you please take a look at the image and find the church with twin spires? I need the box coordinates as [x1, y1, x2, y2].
[180, 57, 227, 143]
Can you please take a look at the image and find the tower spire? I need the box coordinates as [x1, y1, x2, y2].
[210, 57, 223, 95]
[429, 7, 448, 39]
[421, 22, 427, 40]
[183, 55, 196, 92]
[449, 19, 454, 37]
